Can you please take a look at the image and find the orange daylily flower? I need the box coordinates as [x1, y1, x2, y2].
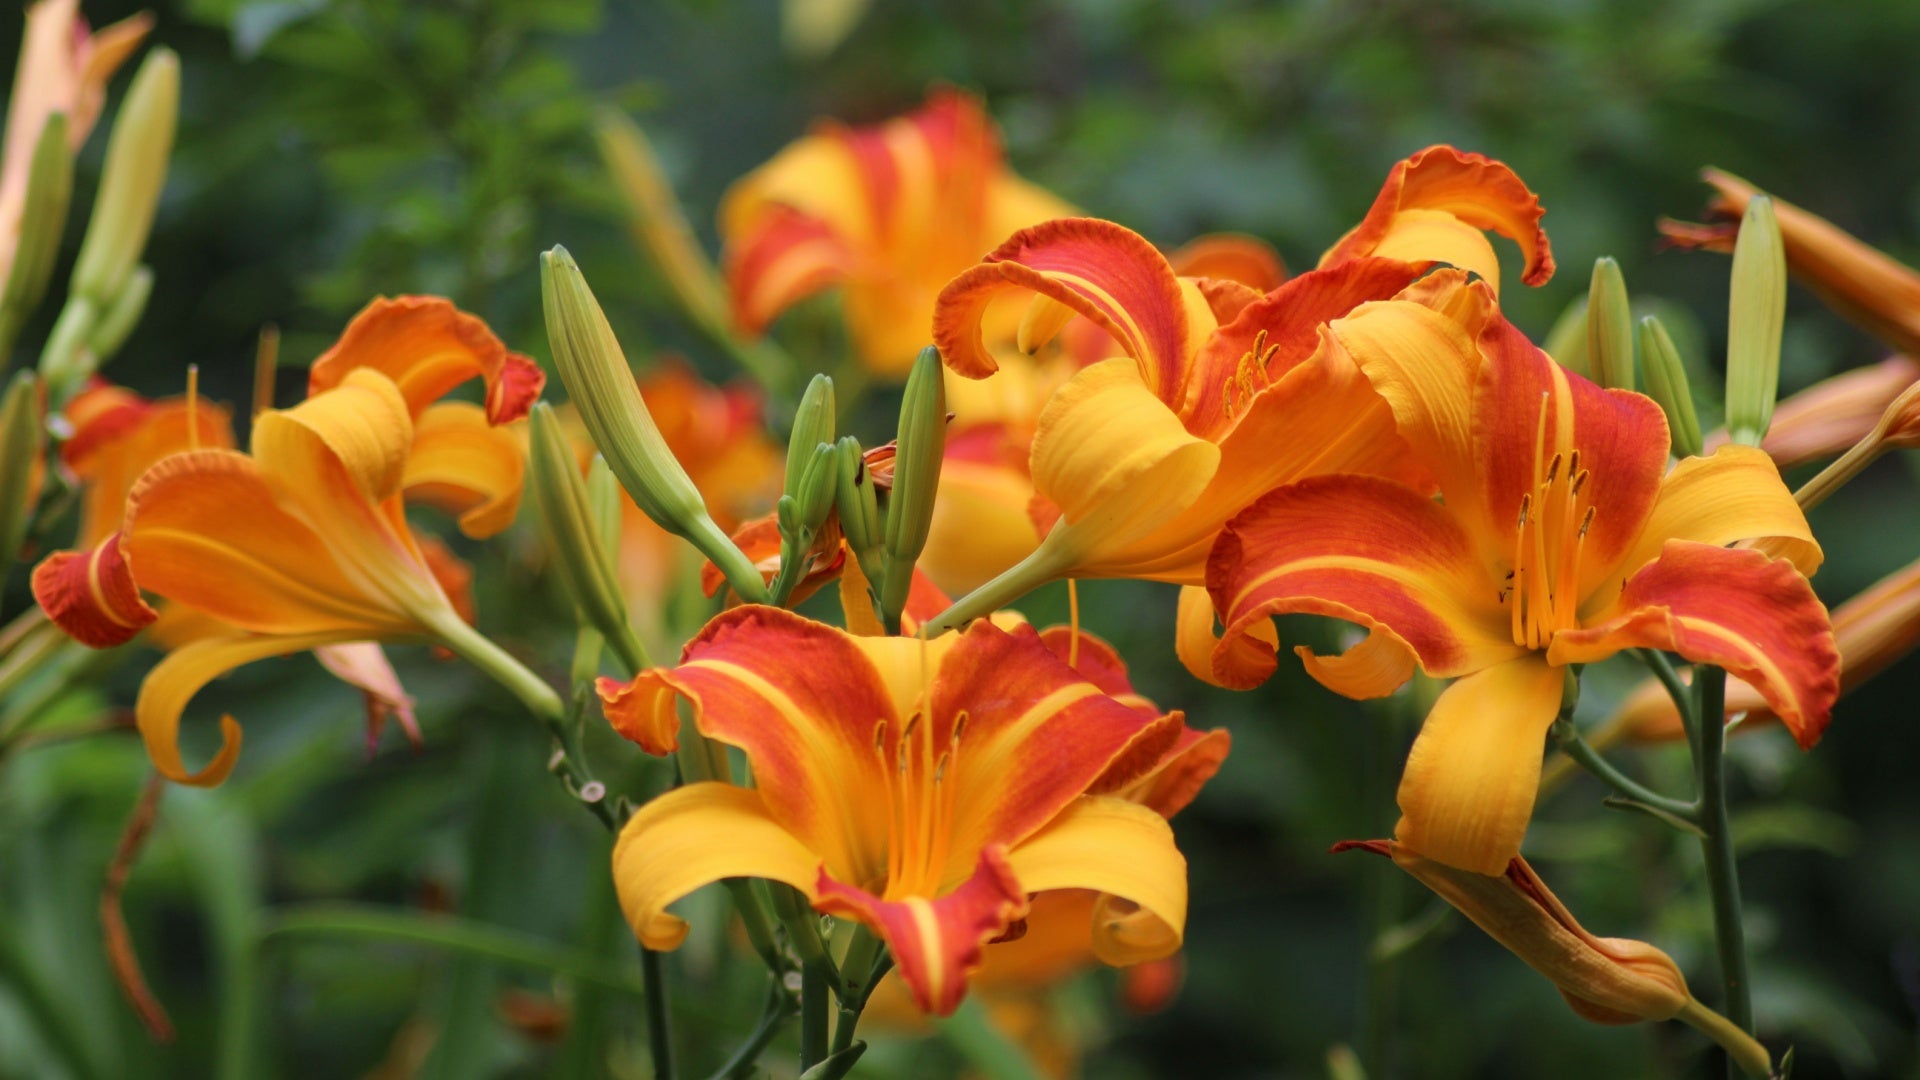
[601, 606, 1191, 1015]
[1204, 273, 1837, 874]
[308, 294, 546, 425]
[33, 369, 485, 785]
[719, 89, 1075, 377]
[1661, 168, 1920, 358]
[0, 0, 151, 286]
[925, 147, 1553, 624]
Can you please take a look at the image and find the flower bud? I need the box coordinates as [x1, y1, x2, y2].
[85, 264, 153, 364]
[879, 345, 947, 631]
[0, 370, 43, 578]
[1794, 378, 1920, 511]
[1585, 257, 1634, 391]
[594, 108, 733, 337]
[1725, 195, 1786, 447]
[541, 244, 767, 603]
[528, 402, 648, 674]
[834, 435, 884, 581]
[1637, 315, 1702, 457]
[786, 373, 835, 496]
[793, 439, 839, 536]
[1541, 295, 1590, 379]
[70, 48, 177, 306]
[0, 113, 74, 331]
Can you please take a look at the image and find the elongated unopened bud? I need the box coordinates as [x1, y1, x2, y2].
[794, 440, 838, 535]
[1542, 295, 1590, 379]
[786, 373, 835, 495]
[528, 403, 649, 673]
[1637, 316, 1702, 458]
[834, 435, 884, 580]
[1726, 195, 1786, 447]
[541, 244, 767, 603]
[1585, 257, 1634, 391]
[879, 346, 947, 630]
[86, 265, 153, 363]
[0, 113, 74, 324]
[0, 371, 43, 577]
[594, 108, 733, 337]
[71, 48, 177, 305]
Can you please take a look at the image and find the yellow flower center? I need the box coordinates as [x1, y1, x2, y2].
[870, 707, 968, 900]
[1507, 398, 1596, 650]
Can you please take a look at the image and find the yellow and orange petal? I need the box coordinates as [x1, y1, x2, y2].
[307, 296, 544, 425]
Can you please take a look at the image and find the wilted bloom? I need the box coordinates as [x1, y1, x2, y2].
[601, 606, 1190, 1015]
[32, 369, 483, 784]
[1662, 168, 1920, 358]
[720, 89, 1075, 377]
[1204, 273, 1836, 874]
[0, 0, 150, 291]
[925, 147, 1553, 630]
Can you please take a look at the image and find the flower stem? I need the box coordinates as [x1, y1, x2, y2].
[829, 931, 889, 1058]
[1550, 716, 1698, 823]
[799, 958, 830, 1071]
[920, 542, 1069, 637]
[710, 977, 797, 1080]
[642, 942, 676, 1080]
[1691, 665, 1755, 1076]
[430, 616, 565, 722]
[1677, 997, 1772, 1078]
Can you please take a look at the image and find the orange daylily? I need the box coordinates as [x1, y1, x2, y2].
[308, 294, 546, 425]
[0, 0, 150, 287]
[1661, 168, 1920, 358]
[1203, 273, 1837, 875]
[719, 89, 1075, 377]
[600, 606, 1191, 1015]
[32, 367, 501, 785]
[925, 147, 1554, 627]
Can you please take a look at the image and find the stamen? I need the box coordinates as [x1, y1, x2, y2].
[1571, 470, 1590, 497]
[185, 366, 201, 451]
[1544, 452, 1562, 486]
[1067, 578, 1082, 669]
[252, 325, 279, 418]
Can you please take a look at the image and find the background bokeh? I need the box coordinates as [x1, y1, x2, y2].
[1, 1, 1917, 1077]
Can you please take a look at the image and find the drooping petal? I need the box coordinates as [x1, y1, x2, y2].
[138, 631, 361, 786]
[1319, 146, 1555, 293]
[935, 218, 1192, 403]
[1174, 583, 1282, 690]
[610, 782, 822, 950]
[1394, 654, 1566, 875]
[31, 533, 156, 647]
[403, 402, 526, 539]
[815, 848, 1028, 1017]
[314, 643, 421, 752]
[1601, 445, 1820, 595]
[1003, 796, 1188, 967]
[307, 296, 545, 424]
[1027, 359, 1220, 569]
[1207, 474, 1522, 691]
[1548, 541, 1839, 749]
[119, 450, 409, 635]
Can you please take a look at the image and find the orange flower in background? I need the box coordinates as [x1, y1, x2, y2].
[59, 380, 234, 550]
[0, 0, 151, 286]
[720, 89, 1075, 377]
[1701, 355, 1920, 468]
[308, 294, 545, 425]
[34, 369, 476, 784]
[601, 606, 1191, 1015]
[924, 147, 1554, 628]
[1204, 273, 1836, 874]
[1662, 168, 1920, 358]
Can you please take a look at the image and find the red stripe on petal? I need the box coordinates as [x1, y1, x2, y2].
[32, 534, 157, 647]
[1548, 541, 1839, 748]
[725, 205, 859, 335]
[813, 848, 1027, 1017]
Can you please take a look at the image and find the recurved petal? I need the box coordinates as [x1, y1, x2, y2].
[611, 782, 822, 950]
[1174, 583, 1282, 690]
[1028, 359, 1220, 567]
[1602, 445, 1820, 595]
[31, 534, 156, 647]
[119, 450, 407, 635]
[138, 631, 359, 786]
[1394, 654, 1566, 875]
[934, 218, 1191, 402]
[1320, 146, 1555, 292]
[255, 367, 414, 506]
[403, 402, 526, 539]
[1548, 540, 1839, 749]
[596, 670, 684, 756]
[308, 296, 544, 424]
[815, 848, 1028, 1017]
[1207, 474, 1522, 691]
[1003, 796, 1188, 967]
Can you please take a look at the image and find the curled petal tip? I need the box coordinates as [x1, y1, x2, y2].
[31, 534, 156, 647]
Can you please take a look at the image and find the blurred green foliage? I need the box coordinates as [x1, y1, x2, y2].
[2, 1, 1918, 1078]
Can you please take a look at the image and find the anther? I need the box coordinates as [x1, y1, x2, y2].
[1544, 452, 1562, 485]
[1571, 470, 1590, 497]
[1577, 506, 1597, 538]
[1516, 493, 1532, 527]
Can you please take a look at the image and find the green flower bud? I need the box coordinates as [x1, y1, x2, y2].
[794, 440, 839, 536]
[0, 114, 75, 332]
[1725, 195, 1785, 447]
[879, 346, 947, 632]
[528, 403, 648, 674]
[1638, 316, 1702, 458]
[85, 264, 153, 364]
[1542, 295, 1590, 379]
[1585, 257, 1634, 392]
[541, 244, 767, 603]
[71, 49, 177, 306]
[834, 435, 883, 577]
[0, 371, 43, 583]
[787, 373, 836, 496]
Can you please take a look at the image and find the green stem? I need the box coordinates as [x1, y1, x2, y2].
[1550, 717, 1698, 822]
[829, 931, 886, 1057]
[641, 944, 676, 1080]
[799, 959, 830, 1071]
[920, 542, 1069, 637]
[1637, 648, 1703, 759]
[1692, 665, 1754, 1075]
[430, 616, 564, 721]
[0, 621, 68, 709]
[709, 978, 796, 1080]
[685, 517, 770, 605]
[259, 903, 665, 998]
